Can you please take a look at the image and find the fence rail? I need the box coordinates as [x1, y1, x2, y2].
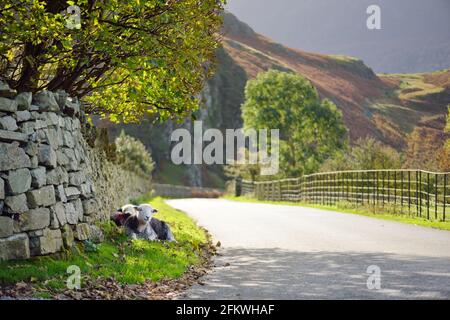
[153, 183, 224, 198]
[239, 169, 450, 222]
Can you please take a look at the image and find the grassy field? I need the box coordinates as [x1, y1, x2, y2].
[224, 196, 450, 231]
[0, 197, 208, 296]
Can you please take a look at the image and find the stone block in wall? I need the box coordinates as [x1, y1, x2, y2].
[37, 144, 57, 168]
[26, 185, 56, 208]
[5, 194, 28, 213]
[16, 110, 31, 122]
[61, 148, 78, 171]
[50, 202, 67, 227]
[74, 223, 90, 241]
[0, 129, 28, 143]
[19, 207, 50, 231]
[0, 116, 18, 131]
[61, 224, 74, 249]
[0, 216, 13, 238]
[58, 116, 65, 128]
[31, 228, 63, 256]
[64, 202, 78, 225]
[46, 167, 69, 185]
[82, 199, 98, 216]
[63, 130, 75, 148]
[29, 156, 38, 169]
[0, 142, 31, 171]
[45, 112, 60, 127]
[42, 127, 62, 148]
[55, 185, 67, 203]
[34, 119, 47, 130]
[32, 91, 59, 112]
[15, 92, 32, 111]
[56, 149, 69, 166]
[65, 187, 81, 201]
[69, 171, 86, 186]
[30, 167, 46, 188]
[88, 225, 104, 244]
[0, 177, 4, 200]
[0, 234, 30, 261]
[0, 97, 17, 113]
[80, 183, 92, 199]
[73, 199, 84, 222]
[28, 236, 40, 256]
[50, 210, 59, 229]
[0, 81, 17, 98]
[6, 168, 31, 195]
[25, 142, 38, 157]
[28, 229, 43, 237]
[54, 90, 68, 109]
[20, 121, 36, 135]
[64, 118, 73, 131]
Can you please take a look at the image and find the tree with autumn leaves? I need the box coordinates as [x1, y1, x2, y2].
[0, 0, 225, 123]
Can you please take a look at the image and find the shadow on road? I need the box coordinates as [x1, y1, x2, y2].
[183, 248, 450, 300]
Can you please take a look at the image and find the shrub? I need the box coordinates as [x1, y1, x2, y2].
[115, 131, 154, 177]
[321, 137, 402, 172]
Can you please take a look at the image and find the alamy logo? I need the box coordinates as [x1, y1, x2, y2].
[66, 5, 81, 30]
[366, 265, 381, 290]
[367, 5, 381, 30]
[66, 265, 81, 290]
[170, 121, 279, 175]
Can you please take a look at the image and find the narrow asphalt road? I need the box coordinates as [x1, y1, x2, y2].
[166, 199, 450, 300]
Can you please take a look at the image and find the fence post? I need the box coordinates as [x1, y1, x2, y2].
[382, 171, 385, 207]
[321, 175, 324, 205]
[419, 171, 423, 217]
[401, 171, 404, 214]
[435, 173, 438, 220]
[415, 171, 419, 216]
[278, 180, 282, 201]
[235, 177, 242, 197]
[376, 171, 379, 210]
[394, 171, 397, 212]
[387, 171, 390, 205]
[444, 174, 447, 221]
[427, 172, 430, 220]
[373, 171, 376, 206]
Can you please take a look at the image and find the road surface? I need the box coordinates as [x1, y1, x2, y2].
[166, 199, 450, 300]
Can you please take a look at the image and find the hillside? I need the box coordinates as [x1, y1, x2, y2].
[219, 13, 450, 149]
[227, 0, 450, 73]
[100, 13, 449, 187]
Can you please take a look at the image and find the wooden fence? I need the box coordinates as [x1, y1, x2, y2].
[239, 170, 450, 221]
[152, 183, 224, 199]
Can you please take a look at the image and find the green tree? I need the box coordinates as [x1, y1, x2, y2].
[242, 70, 347, 177]
[320, 137, 402, 172]
[115, 131, 154, 177]
[0, 0, 224, 122]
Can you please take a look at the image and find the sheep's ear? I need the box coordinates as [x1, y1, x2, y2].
[152, 209, 158, 213]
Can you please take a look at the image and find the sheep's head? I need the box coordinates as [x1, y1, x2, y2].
[136, 204, 158, 224]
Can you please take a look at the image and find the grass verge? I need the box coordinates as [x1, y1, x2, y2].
[0, 196, 210, 298]
[224, 195, 450, 231]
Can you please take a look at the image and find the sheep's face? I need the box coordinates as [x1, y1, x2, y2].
[136, 204, 158, 224]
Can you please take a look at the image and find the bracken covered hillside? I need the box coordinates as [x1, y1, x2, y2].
[219, 13, 450, 150]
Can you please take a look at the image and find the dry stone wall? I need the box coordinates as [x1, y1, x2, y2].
[0, 82, 151, 261]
